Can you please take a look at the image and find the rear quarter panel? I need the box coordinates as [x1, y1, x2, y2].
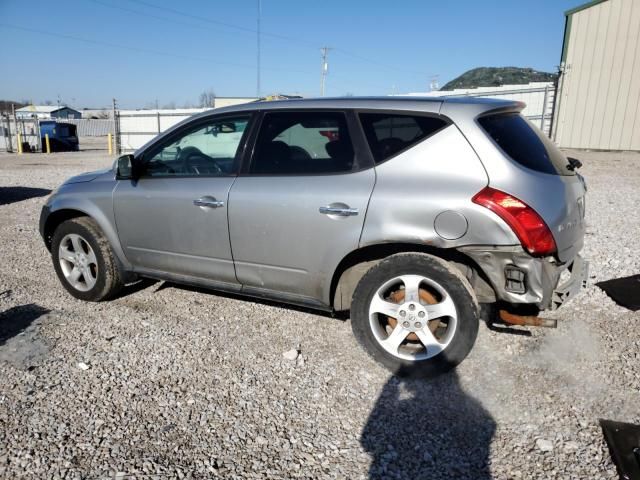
[444, 103, 586, 263]
[360, 124, 518, 249]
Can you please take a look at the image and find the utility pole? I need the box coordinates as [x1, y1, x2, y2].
[256, 0, 261, 98]
[112, 98, 120, 155]
[320, 47, 332, 97]
[12, 103, 18, 152]
[429, 75, 440, 92]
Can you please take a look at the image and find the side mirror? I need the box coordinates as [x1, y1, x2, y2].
[566, 156, 582, 171]
[116, 154, 137, 180]
[220, 122, 237, 133]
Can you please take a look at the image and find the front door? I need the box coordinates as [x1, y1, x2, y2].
[113, 115, 251, 284]
[228, 110, 375, 304]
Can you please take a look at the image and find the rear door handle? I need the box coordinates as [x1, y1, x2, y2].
[319, 206, 359, 216]
[194, 197, 225, 208]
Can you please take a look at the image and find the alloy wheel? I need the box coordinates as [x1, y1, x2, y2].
[58, 233, 98, 292]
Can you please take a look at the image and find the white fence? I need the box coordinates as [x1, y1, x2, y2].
[400, 82, 556, 136]
[116, 108, 212, 152]
[63, 119, 113, 137]
[112, 85, 557, 154]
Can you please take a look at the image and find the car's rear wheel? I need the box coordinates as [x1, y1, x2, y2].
[51, 217, 123, 301]
[351, 253, 479, 378]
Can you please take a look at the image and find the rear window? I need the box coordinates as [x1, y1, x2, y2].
[478, 113, 573, 176]
[359, 113, 449, 164]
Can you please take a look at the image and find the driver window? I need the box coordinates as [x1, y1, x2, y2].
[144, 116, 249, 177]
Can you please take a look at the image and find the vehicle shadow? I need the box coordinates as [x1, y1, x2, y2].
[112, 278, 161, 300]
[596, 274, 640, 311]
[152, 281, 350, 320]
[0, 303, 51, 346]
[0, 186, 51, 206]
[361, 368, 495, 479]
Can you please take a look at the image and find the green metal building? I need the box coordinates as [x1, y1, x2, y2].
[551, 0, 640, 150]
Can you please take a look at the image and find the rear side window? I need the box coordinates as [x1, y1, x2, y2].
[478, 113, 573, 176]
[250, 111, 354, 175]
[359, 113, 449, 163]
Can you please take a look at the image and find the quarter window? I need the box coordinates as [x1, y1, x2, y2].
[144, 117, 249, 177]
[250, 112, 355, 175]
[359, 113, 449, 163]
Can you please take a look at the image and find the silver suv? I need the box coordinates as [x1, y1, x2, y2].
[39, 97, 588, 377]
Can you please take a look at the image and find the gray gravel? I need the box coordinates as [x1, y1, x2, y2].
[0, 148, 639, 479]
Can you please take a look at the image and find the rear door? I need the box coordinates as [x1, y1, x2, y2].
[228, 110, 375, 305]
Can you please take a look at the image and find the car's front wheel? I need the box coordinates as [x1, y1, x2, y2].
[351, 253, 479, 378]
[51, 217, 123, 301]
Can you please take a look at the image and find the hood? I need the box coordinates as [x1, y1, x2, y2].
[64, 168, 112, 184]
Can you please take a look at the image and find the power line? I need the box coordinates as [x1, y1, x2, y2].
[0, 23, 250, 68]
[88, 0, 217, 34]
[0, 22, 395, 96]
[125, 0, 431, 78]
[129, 0, 316, 46]
[332, 48, 431, 77]
[0, 23, 313, 76]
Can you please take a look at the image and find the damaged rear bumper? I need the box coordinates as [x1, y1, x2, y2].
[459, 245, 589, 311]
[550, 254, 589, 310]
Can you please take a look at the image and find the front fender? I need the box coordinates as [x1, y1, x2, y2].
[45, 186, 132, 272]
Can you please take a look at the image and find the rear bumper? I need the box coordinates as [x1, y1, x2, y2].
[459, 245, 588, 310]
[549, 254, 589, 310]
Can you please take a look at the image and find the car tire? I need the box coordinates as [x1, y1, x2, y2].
[351, 252, 479, 378]
[51, 217, 123, 301]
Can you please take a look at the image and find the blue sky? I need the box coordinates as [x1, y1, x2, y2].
[0, 0, 582, 108]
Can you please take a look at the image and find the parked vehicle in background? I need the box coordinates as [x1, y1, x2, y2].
[39, 97, 588, 377]
[39, 121, 79, 152]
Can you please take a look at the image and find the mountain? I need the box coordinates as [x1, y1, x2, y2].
[441, 67, 557, 91]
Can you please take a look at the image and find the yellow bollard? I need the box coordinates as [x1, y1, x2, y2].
[108, 133, 113, 155]
[45, 133, 51, 154]
[17, 133, 23, 154]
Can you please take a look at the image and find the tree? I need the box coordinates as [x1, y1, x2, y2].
[199, 89, 216, 107]
[43, 99, 54, 106]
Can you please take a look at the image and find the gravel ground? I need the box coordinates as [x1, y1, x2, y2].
[0, 148, 639, 479]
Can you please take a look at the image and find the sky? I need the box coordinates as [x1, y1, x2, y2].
[0, 0, 583, 109]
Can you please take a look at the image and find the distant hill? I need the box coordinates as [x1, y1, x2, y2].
[441, 67, 557, 91]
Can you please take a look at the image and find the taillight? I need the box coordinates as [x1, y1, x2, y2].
[472, 187, 557, 256]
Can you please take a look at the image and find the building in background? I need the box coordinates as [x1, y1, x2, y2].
[396, 82, 555, 136]
[15, 105, 81, 120]
[212, 97, 258, 108]
[551, 0, 640, 151]
[115, 96, 306, 151]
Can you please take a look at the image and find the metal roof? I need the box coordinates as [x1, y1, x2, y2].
[16, 105, 78, 113]
[564, 0, 609, 17]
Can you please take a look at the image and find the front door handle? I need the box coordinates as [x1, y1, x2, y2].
[194, 197, 225, 208]
[319, 205, 359, 216]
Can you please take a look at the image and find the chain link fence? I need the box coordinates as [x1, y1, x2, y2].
[0, 115, 115, 152]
